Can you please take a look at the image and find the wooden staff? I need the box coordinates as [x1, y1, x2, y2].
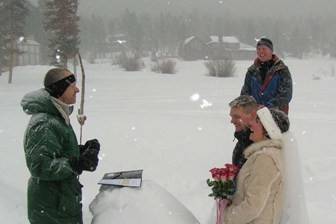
[77, 52, 86, 145]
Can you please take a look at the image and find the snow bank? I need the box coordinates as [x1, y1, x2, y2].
[89, 180, 200, 224]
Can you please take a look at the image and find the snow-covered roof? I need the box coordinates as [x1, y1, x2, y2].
[222, 36, 239, 43]
[240, 43, 255, 50]
[208, 35, 240, 44]
[209, 36, 219, 43]
[184, 36, 196, 45]
[18, 39, 40, 46]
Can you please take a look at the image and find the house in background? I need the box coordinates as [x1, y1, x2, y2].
[17, 38, 40, 66]
[107, 34, 132, 64]
[110, 40, 131, 64]
[110, 39, 130, 55]
[206, 35, 255, 60]
[233, 42, 257, 60]
[87, 33, 131, 64]
[206, 35, 234, 59]
[179, 35, 255, 60]
[178, 36, 210, 61]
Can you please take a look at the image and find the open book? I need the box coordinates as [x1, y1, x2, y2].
[98, 169, 143, 187]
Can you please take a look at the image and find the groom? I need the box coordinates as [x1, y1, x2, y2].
[228, 95, 259, 167]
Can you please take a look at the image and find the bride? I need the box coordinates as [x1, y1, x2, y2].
[222, 107, 309, 224]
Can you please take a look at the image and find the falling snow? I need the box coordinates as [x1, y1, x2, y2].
[0, 57, 336, 223]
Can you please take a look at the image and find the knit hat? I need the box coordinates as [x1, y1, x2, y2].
[45, 74, 76, 98]
[256, 37, 273, 51]
[257, 107, 290, 140]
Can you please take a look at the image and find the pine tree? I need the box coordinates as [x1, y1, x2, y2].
[0, 32, 8, 76]
[120, 9, 144, 54]
[0, 0, 28, 83]
[43, 0, 80, 67]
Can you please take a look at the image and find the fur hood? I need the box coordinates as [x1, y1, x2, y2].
[244, 139, 282, 159]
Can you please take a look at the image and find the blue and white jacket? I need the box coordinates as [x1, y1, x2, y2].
[240, 55, 292, 114]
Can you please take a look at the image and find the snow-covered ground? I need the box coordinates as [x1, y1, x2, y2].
[0, 57, 336, 223]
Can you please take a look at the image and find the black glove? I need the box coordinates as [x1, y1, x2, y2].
[83, 139, 100, 155]
[69, 139, 100, 173]
[79, 139, 100, 172]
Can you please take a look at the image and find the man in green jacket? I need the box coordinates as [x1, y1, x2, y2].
[21, 68, 100, 224]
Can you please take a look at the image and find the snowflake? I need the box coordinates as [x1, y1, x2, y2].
[190, 93, 200, 102]
[200, 99, 213, 109]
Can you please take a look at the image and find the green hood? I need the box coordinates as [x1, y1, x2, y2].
[21, 89, 59, 116]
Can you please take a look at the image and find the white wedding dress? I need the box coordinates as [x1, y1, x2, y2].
[280, 131, 310, 224]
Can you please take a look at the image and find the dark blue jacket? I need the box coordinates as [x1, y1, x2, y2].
[240, 55, 292, 114]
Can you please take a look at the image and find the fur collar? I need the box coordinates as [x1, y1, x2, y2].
[244, 139, 282, 159]
[248, 54, 286, 74]
[51, 97, 73, 125]
[253, 54, 280, 67]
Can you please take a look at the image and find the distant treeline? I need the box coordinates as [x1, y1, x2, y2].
[25, 7, 336, 61]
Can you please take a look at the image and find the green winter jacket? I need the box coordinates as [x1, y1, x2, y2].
[21, 89, 82, 224]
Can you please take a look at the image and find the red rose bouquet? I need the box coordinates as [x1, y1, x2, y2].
[207, 163, 239, 224]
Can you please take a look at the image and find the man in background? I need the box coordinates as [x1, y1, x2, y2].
[240, 37, 292, 114]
